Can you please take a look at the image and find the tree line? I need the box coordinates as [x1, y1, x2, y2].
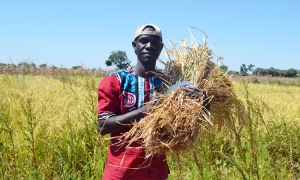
[220, 64, 299, 78]
[252, 67, 299, 77]
[2, 52, 299, 78]
[0, 62, 97, 71]
[0, 62, 105, 76]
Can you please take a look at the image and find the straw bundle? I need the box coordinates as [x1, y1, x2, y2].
[115, 31, 244, 158]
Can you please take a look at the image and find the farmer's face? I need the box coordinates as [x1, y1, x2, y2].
[132, 35, 163, 64]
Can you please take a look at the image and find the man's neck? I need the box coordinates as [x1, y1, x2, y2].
[132, 61, 156, 78]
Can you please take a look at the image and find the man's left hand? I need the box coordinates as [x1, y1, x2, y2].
[182, 85, 203, 99]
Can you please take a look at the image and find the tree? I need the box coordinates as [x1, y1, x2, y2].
[105, 60, 112, 67]
[72, 66, 82, 70]
[247, 64, 255, 73]
[252, 68, 263, 76]
[50, 66, 58, 69]
[285, 68, 297, 77]
[107, 50, 131, 69]
[228, 70, 239, 75]
[219, 65, 228, 72]
[240, 63, 255, 76]
[18, 62, 30, 68]
[29, 63, 36, 68]
[240, 64, 248, 76]
[39, 64, 47, 68]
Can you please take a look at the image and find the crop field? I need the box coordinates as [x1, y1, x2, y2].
[0, 74, 299, 179]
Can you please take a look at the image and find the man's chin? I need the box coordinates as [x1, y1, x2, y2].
[139, 56, 155, 63]
[142, 58, 156, 63]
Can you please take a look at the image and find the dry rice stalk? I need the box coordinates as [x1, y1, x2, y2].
[119, 88, 207, 158]
[114, 32, 245, 158]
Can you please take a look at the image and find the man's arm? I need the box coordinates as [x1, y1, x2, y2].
[97, 75, 151, 135]
[97, 105, 148, 135]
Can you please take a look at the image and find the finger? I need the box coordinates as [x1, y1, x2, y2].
[184, 86, 203, 92]
[184, 88, 203, 94]
[187, 91, 203, 97]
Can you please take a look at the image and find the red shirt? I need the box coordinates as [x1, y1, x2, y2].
[98, 67, 169, 180]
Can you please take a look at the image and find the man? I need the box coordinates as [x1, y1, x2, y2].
[97, 24, 169, 180]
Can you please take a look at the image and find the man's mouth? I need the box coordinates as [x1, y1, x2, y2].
[143, 52, 154, 56]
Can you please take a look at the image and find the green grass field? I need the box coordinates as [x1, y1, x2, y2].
[0, 74, 299, 179]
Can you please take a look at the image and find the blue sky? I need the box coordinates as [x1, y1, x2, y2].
[1, 0, 299, 71]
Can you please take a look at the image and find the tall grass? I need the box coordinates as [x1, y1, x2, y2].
[167, 83, 300, 179]
[232, 75, 300, 87]
[0, 63, 107, 77]
[0, 74, 107, 179]
[0, 74, 299, 179]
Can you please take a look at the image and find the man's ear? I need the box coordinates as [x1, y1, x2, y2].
[132, 41, 136, 48]
[160, 42, 164, 51]
[132, 41, 137, 54]
[131, 41, 136, 54]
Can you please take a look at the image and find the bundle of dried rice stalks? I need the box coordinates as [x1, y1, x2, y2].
[119, 87, 207, 157]
[116, 30, 245, 158]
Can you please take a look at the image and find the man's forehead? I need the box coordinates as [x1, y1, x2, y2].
[137, 34, 161, 40]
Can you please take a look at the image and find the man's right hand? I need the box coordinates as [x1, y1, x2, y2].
[97, 106, 149, 135]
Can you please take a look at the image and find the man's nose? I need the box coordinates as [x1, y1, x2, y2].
[145, 42, 154, 49]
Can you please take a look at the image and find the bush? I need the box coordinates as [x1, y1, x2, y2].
[252, 76, 260, 84]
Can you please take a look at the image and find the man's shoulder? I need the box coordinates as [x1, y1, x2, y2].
[103, 67, 135, 85]
[107, 67, 133, 77]
[107, 69, 127, 77]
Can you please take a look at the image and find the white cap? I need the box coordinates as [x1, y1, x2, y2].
[134, 23, 162, 40]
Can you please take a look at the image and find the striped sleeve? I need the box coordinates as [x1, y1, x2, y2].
[97, 75, 120, 120]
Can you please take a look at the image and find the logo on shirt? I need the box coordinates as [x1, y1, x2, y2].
[123, 92, 136, 107]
